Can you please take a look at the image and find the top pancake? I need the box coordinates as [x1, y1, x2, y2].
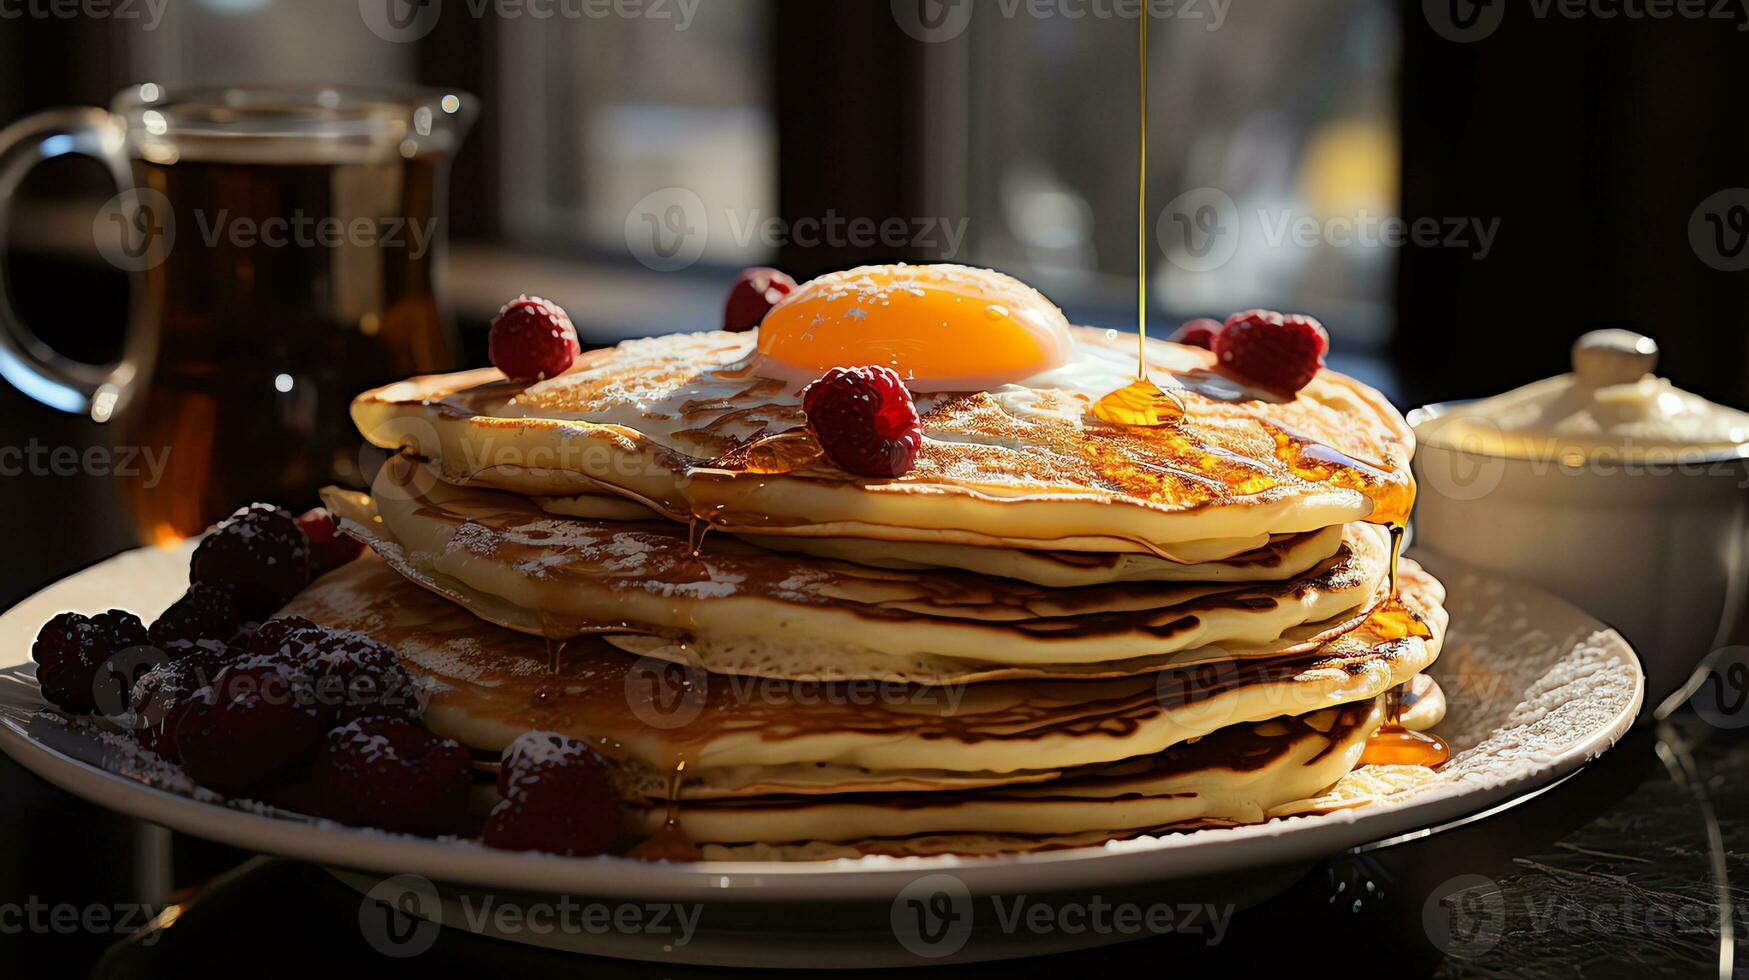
[352, 326, 1414, 554]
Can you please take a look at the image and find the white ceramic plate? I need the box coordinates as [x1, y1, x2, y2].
[0, 545, 1642, 963]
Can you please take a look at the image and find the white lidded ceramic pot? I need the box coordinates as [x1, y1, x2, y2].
[1408, 330, 1749, 705]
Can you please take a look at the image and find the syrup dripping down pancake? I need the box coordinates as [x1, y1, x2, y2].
[322, 461, 1393, 678]
[350, 325, 1413, 555]
[280, 554, 1443, 780]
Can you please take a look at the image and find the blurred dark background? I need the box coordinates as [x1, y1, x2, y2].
[1, 2, 1748, 973]
[4, 0, 1749, 606]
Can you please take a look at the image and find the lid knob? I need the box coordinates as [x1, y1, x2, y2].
[1572, 329, 1658, 386]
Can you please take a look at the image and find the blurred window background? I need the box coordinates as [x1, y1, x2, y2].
[5, 0, 1749, 598]
[953, 0, 1399, 345]
[2, 0, 1397, 342]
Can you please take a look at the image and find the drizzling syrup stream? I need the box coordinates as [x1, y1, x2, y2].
[1091, 9, 1185, 428]
[627, 758, 702, 861]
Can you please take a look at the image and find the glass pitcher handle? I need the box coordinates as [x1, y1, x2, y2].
[0, 107, 145, 418]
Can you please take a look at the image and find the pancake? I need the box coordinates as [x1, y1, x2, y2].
[732, 525, 1346, 588]
[322, 460, 1394, 679]
[638, 700, 1384, 847]
[351, 325, 1413, 556]
[532, 489, 665, 522]
[279, 555, 1444, 780]
[531, 490, 1349, 586]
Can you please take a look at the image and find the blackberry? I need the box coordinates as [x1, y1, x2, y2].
[175, 658, 326, 794]
[244, 616, 319, 658]
[32, 610, 150, 714]
[189, 503, 310, 618]
[149, 582, 248, 648]
[130, 641, 234, 760]
[484, 731, 621, 856]
[249, 619, 422, 724]
[314, 717, 473, 836]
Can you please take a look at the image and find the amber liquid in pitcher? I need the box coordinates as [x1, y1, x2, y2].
[118, 153, 459, 544]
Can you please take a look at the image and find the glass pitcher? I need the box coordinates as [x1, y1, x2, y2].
[0, 84, 474, 544]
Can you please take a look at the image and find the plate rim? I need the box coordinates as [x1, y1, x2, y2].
[0, 547, 1646, 902]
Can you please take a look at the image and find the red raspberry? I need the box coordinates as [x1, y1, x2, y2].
[190, 504, 310, 619]
[314, 718, 474, 837]
[482, 732, 621, 856]
[149, 582, 249, 649]
[1169, 318, 1221, 350]
[32, 610, 149, 714]
[297, 508, 363, 575]
[489, 295, 579, 381]
[175, 658, 328, 794]
[130, 641, 233, 761]
[1211, 310, 1330, 395]
[723, 267, 797, 332]
[801, 366, 924, 478]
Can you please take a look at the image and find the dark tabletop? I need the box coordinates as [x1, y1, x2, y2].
[1, 647, 1743, 977]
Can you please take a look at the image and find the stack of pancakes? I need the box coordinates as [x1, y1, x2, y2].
[301, 324, 1447, 860]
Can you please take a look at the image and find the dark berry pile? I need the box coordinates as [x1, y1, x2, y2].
[24, 501, 641, 848]
[156, 619, 432, 797]
[32, 504, 369, 718]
